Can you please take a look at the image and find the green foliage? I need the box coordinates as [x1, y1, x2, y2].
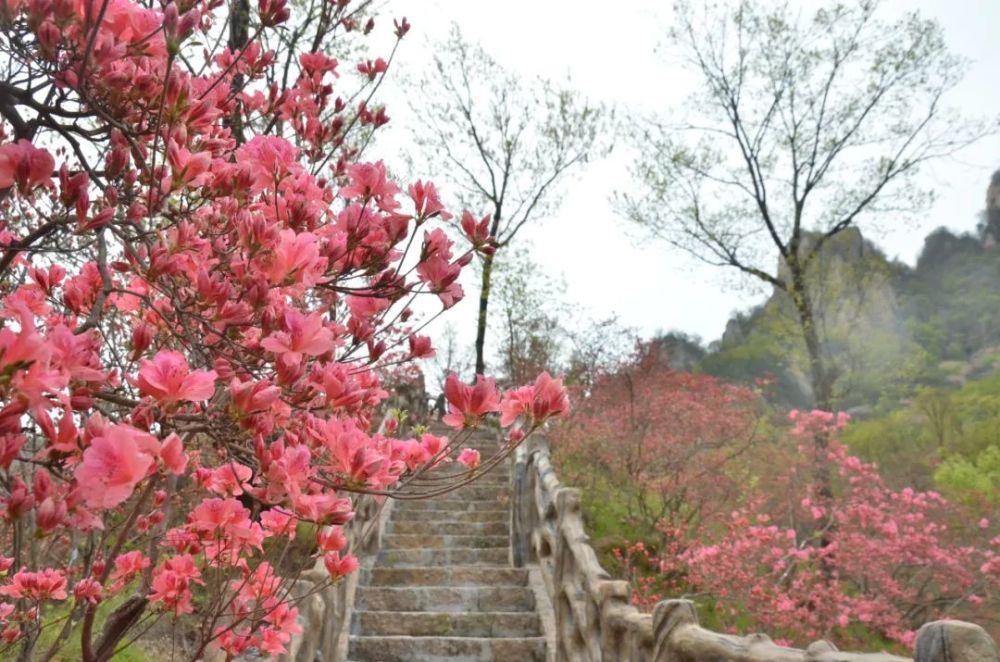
[901, 230, 1000, 362]
[843, 367, 1000, 495]
[935, 445, 1000, 509]
[701, 306, 812, 407]
[35, 588, 158, 661]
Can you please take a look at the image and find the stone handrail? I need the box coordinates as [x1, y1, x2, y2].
[510, 434, 1000, 662]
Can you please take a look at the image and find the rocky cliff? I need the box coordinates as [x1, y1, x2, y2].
[702, 171, 1000, 412]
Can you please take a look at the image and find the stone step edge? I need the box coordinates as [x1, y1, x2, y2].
[347, 635, 546, 642]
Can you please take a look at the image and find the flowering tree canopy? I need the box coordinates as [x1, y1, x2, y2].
[0, 0, 568, 659]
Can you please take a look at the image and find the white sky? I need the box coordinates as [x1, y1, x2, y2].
[374, 0, 1000, 349]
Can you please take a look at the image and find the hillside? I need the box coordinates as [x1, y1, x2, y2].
[698, 173, 1000, 415]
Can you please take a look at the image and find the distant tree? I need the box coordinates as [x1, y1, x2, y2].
[564, 315, 637, 393]
[618, 0, 992, 507]
[410, 25, 609, 375]
[491, 251, 567, 386]
[427, 323, 473, 412]
[915, 386, 959, 450]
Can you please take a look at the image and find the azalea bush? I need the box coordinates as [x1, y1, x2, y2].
[551, 343, 761, 538]
[553, 346, 999, 646]
[0, 0, 568, 659]
[649, 411, 1000, 648]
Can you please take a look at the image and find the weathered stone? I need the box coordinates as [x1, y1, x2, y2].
[356, 586, 535, 612]
[401, 509, 507, 523]
[389, 519, 508, 536]
[364, 566, 528, 587]
[382, 533, 510, 550]
[347, 635, 546, 661]
[393, 498, 508, 512]
[353, 610, 543, 638]
[377, 547, 509, 567]
[914, 620, 1000, 662]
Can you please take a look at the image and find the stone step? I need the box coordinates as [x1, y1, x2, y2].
[393, 499, 507, 512]
[411, 469, 510, 485]
[396, 486, 507, 501]
[356, 586, 535, 612]
[348, 634, 546, 662]
[363, 566, 528, 587]
[382, 534, 510, 550]
[389, 519, 508, 536]
[400, 510, 508, 523]
[353, 610, 542, 637]
[378, 547, 508, 567]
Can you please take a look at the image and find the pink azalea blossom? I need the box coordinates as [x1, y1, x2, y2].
[110, 550, 150, 587]
[407, 334, 434, 359]
[316, 526, 347, 552]
[0, 568, 68, 600]
[457, 448, 480, 470]
[0, 140, 54, 191]
[442, 374, 501, 430]
[160, 433, 188, 475]
[74, 424, 158, 508]
[323, 552, 359, 579]
[137, 351, 217, 404]
[149, 554, 203, 615]
[408, 180, 449, 222]
[340, 161, 399, 202]
[500, 372, 570, 427]
[72, 578, 103, 604]
[266, 229, 326, 286]
[460, 210, 493, 253]
[261, 311, 334, 368]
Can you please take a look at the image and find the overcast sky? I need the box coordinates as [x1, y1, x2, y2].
[376, 0, 1000, 349]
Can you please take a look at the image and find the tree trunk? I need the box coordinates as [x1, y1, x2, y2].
[474, 253, 494, 376]
[790, 279, 836, 566]
[796, 293, 833, 490]
[227, 0, 250, 144]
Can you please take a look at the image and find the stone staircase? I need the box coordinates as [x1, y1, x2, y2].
[348, 428, 547, 662]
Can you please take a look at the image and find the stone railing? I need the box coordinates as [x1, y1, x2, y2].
[510, 434, 1000, 662]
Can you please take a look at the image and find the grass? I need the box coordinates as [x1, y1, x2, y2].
[31, 587, 160, 662]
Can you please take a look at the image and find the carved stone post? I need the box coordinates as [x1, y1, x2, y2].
[511, 444, 528, 567]
[914, 620, 1000, 662]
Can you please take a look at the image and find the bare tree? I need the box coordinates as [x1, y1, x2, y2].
[618, 0, 993, 503]
[410, 25, 609, 375]
[492, 250, 568, 386]
[427, 323, 472, 415]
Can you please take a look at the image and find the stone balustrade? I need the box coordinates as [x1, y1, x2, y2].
[510, 434, 1000, 662]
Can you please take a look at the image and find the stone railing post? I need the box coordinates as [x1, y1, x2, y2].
[511, 440, 529, 568]
[914, 621, 1000, 662]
